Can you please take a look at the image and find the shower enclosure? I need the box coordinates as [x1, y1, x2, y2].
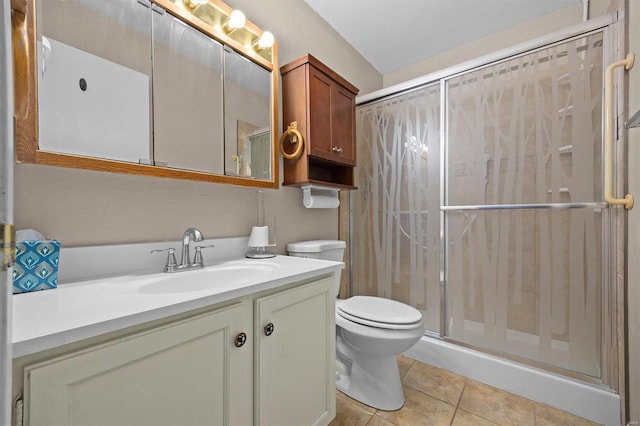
[353, 16, 624, 394]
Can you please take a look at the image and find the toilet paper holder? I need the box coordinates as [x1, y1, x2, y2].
[302, 185, 340, 209]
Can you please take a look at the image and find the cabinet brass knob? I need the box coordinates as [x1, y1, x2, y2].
[332, 146, 343, 153]
[264, 323, 275, 336]
[234, 332, 247, 347]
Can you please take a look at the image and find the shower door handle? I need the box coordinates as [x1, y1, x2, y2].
[604, 52, 634, 209]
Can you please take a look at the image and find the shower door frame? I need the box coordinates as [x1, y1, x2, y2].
[353, 12, 627, 394]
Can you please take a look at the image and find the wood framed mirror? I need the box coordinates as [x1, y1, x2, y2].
[12, 0, 279, 188]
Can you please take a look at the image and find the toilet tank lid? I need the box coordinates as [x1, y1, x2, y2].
[287, 240, 346, 252]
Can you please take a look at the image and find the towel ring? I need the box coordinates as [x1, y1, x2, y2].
[279, 121, 304, 160]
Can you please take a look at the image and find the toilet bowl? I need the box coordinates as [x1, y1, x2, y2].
[287, 240, 424, 411]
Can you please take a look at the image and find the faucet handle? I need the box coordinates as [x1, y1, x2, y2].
[194, 244, 215, 267]
[151, 248, 178, 272]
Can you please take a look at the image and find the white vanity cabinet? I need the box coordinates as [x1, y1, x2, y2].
[17, 274, 336, 426]
[255, 275, 335, 426]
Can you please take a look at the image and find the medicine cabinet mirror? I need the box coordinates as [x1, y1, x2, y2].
[13, 0, 278, 188]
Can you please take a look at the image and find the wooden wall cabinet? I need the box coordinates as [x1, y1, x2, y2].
[281, 54, 359, 189]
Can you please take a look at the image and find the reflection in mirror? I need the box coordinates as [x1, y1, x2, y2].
[224, 48, 271, 180]
[37, 0, 152, 163]
[152, 8, 224, 173]
[246, 127, 272, 180]
[236, 123, 270, 179]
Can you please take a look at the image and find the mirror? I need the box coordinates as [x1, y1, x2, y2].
[37, 0, 153, 163]
[153, 7, 224, 174]
[224, 48, 272, 180]
[15, 0, 278, 188]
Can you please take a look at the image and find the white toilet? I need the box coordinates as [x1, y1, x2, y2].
[287, 240, 424, 411]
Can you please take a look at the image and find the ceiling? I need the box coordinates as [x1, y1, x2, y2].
[303, 0, 581, 74]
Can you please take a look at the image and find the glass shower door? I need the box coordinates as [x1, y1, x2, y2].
[443, 31, 606, 377]
[354, 84, 441, 332]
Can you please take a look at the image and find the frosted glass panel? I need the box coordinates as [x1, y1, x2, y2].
[445, 209, 602, 376]
[353, 85, 441, 332]
[444, 33, 604, 377]
[446, 33, 603, 206]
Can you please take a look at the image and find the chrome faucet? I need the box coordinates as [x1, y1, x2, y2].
[151, 227, 214, 273]
[180, 227, 204, 268]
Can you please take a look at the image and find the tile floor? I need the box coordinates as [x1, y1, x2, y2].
[329, 356, 601, 426]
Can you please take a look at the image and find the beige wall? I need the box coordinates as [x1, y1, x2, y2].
[15, 0, 382, 251]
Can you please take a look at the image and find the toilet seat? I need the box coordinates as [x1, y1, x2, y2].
[337, 296, 423, 330]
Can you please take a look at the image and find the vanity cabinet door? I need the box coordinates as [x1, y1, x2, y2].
[254, 276, 336, 426]
[24, 303, 252, 426]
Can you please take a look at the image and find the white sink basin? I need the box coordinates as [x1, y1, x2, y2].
[138, 260, 280, 294]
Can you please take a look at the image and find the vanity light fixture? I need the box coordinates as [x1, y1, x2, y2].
[253, 31, 275, 51]
[224, 9, 246, 34]
[161, 0, 275, 62]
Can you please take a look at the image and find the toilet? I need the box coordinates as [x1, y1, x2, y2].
[287, 240, 424, 411]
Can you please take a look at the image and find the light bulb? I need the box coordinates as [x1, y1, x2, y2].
[255, 31, 275, 50]
[225, 10, 246, 33]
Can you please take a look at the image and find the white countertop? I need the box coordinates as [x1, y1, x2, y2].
[12, 255, 342, 358]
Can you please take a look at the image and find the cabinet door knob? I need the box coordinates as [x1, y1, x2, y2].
[332, 146, 343, 153]
[264, 323, 275, 336]
[234, 332, 247, 347]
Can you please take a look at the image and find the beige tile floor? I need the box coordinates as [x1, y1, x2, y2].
[330, 356, 602, 426]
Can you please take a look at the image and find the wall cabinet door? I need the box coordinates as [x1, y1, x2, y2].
[307, 66, 356, 166]
[330, 82, 356, 165]
[25, 303, 252, 426]
[308, 66, 333, 159]
[254, 276, 336, 426]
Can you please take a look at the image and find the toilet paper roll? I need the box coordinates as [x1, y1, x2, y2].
[303, 194, 340, 209]
[247, 226, 269, 247]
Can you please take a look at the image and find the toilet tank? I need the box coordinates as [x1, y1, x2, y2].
[287, 240, 346, 297]
[287, 240, 346, 262]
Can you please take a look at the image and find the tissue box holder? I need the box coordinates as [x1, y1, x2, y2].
[13, 240, 61, 294]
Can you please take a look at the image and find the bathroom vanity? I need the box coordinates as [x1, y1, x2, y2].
[11, 238, 340, 426]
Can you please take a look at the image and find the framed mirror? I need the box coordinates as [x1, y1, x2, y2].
[13, 0, 279, 188]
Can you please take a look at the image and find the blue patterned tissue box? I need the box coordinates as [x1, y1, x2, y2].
[13, 240, 61, 294]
